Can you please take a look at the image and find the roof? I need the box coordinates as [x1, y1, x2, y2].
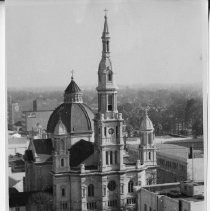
[69, 139, 94, 167]
[25, 139, 94, 167]
[157, 144, 189, 160]
[9, 192, 29, 207]
[24, 150, 34, 162]
[8, 136, 29, 145]
[9, 189, 53, 208]
[47, 103, 94, 134]
[54, 119, 67, 135]
[65, 77, 81, 94]
[32, 139, 53, 155]
[9, 188, 19, 195]
[11, 159, 25, 166]
[25, 139, 53, 163]
[140, 110, 154, 131]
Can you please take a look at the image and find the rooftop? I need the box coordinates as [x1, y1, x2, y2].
[142, 181, 204, 203]
[157, 144, 189, 160]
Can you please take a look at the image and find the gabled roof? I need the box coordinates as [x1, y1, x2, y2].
[32, 139, 53, 155]
[70, 139, 94, 167]
[25, 139, 53, 163]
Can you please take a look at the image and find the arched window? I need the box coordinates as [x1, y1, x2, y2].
[108, 95, 113, 111]
[61, 139, 65, 150]
[88, 184, 94, 197]
[115, 151, 117, 164]
[107, 41, 109, 52]
[108, 71, 112, 81]
[128, 180, 134, 193]
[61, 158, 64, 167]
[148, 152, 151, 160]
[61, 187, 65, 197]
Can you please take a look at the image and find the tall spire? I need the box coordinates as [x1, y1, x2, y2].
[101, 9, 110, 56]
[103, 9, 109, 36]
[97, 11, 118, 114]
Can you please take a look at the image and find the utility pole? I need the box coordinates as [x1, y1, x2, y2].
[191, 144, 194, 182]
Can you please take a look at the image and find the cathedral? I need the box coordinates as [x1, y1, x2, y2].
[24, 13, 157, 211]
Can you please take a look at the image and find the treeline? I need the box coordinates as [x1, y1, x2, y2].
[8, 85, 203, 137]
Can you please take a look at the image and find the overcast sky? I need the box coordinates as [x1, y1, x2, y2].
[6, 0, 205, 89]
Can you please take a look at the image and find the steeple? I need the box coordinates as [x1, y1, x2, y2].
[101, 10, 110, 55]
[97, 11, 118, 114]
[139, 108, 156, 166]
[94, 12, 124, 173]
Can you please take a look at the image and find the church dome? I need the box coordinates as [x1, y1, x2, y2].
[140, 109, 154, 131]
[65, 76, 81, 94]
[64, 76, 83, 103]
[47, 76, 94, 135]
[54, 119, 67, 135]
[47, 103, 94, 134]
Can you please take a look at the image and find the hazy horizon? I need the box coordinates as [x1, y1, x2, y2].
[7, 82, 203, 92]
[6, 0, 205, 88]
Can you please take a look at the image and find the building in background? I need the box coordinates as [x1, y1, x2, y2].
[136, 181, 204, 211]
[8, 134, 29, 156]
[157, 144, 204, 183]
[21, 110, 53, 137]
[8, 101, 22, 130]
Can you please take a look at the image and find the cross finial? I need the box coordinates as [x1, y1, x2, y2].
[104, 8, 108, 17]
[71, 69, 74, 80]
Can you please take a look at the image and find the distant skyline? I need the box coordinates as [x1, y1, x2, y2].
[6, 0, 205, 88]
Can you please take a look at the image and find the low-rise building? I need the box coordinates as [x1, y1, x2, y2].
[21, 110, 53, 135]
[136, 181, 204, 211]
[9, 190, 53, 211]
[126, 143, 204, 184]
[157, 144, 204, 183]
[8, 135, 29, 156]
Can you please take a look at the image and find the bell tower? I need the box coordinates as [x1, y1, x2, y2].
[52, 118, 71, 211]
[52, 118, 70, 173]
[139, 109, 156, 166]
[95, 12, 124, 172]
[97, 11, 118, 114]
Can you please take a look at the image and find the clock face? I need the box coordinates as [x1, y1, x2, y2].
[108, 128, 114, 135]
[107, 180, 116, 191]
[15, 105, 19, 112]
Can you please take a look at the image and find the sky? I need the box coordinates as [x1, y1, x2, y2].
[6, 0, 206, 89]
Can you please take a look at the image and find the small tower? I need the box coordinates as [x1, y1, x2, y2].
[52, 117, 70, 173]
[139, 109, 156, 166]
[64, 73, 83, 103]
[52, 118, 71, 211]
[94, 12, 124, 172]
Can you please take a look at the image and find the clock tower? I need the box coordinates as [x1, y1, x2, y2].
[94, 12, 124, 172]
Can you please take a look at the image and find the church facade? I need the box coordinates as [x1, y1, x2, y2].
[24, 13, 157, 211]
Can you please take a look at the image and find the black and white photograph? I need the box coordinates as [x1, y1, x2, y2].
[4, 0, 208, 210]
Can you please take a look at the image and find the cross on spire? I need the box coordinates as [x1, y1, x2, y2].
[104, 8, 108, 17]
[71, 69, 74, 80]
